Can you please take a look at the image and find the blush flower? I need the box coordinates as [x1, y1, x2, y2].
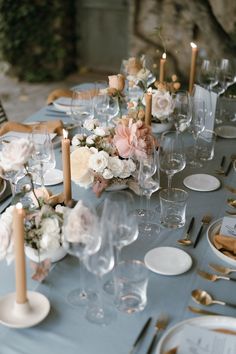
[152, 89, 174, 120]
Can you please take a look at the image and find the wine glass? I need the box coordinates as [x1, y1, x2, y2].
[63, 200, 100, 307]
[103, 192, 139, 294]
[93, 92, 109, 126]
[188, 99, 206, 167]
[30, 128, 51, 189]
[159, 131, 186, 188]
[84, 199, 115, 325]
[137, 137, 160, 233]
[71, 87, 93, 132]
[107, 95, 120, 125]
[198, 59, 218, 90]
[171, 91, 192, 133]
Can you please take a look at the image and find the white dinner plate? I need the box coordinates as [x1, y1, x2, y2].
[207, 217, 236, 267]
[183, 174, 220, 192]
[156, 315, 236, 353]
[53, 97, 72, 113]
[144, 247, 192, 276]
[215, 125, 236, 139]
[35, 169, 63, 186]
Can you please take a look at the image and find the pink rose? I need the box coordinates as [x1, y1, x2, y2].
[113, 119, 152, 159]
[108, 74, 125, 92]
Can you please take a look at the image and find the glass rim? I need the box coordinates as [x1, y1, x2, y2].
[159, 188, 189, 201]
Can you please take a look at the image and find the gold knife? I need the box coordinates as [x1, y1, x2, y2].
[197, 269, 236, 282]
[188, 306, 221, 316]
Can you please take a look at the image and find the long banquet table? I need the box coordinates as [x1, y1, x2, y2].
[1, 102, 236, 354]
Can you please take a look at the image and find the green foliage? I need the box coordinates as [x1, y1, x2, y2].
[0, 0, 77, 82]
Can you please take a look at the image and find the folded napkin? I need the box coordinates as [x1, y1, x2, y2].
[213, 234, 236, 259]
[0, 120, 64, 137]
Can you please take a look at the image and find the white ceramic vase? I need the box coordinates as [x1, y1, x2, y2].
[25, 246, 67, 263]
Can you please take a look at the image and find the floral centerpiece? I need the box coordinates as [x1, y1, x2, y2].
[70, 117, 152, 197]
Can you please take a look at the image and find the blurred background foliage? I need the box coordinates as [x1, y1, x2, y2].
[0, 0, 77, 82]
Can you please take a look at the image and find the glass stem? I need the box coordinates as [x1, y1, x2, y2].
[167, 174, 173, 189]
[40, 162, 45, 189]
[96, 274, 104, 317]
[79, 258, 87, 298]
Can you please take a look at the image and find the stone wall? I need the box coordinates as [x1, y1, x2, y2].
[129, 0, 236, 83]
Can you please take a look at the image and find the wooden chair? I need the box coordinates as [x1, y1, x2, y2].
[0, 99, 8, 124]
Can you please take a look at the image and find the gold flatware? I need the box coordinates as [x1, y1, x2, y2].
[146, 315, 168, 354]
[193, 215, 212, 248]
[177, 217, 195, 246]
[209, 263, 236, 275]
[188, 305, 220, 316]
[227, 198, 236, 208]
[225, 185, 236, 194]
[129, 317, 152, 354]
[226, 210, 236, 215]
[191, 288, 236, 308]
[197, 269, 236, 282]
[215, 155, 226, 174]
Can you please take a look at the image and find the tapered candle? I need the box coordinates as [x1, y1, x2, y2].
[145, 88, 152, 126]
[13, 203, 27, 304]
[189, 42, 198, 94]
[61, 129, 72, 205]
[159, 53, 166, 82]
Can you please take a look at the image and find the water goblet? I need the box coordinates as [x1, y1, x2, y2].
[71, 86, 94, 132]
[63, 201, 100, 307]
[159, 131, 186, 188]
[171, 90, 192, 133]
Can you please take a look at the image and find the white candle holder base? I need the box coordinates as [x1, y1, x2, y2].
[0, 291, 50, 328]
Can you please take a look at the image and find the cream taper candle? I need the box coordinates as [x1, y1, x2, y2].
[62, 129, 72, 205]
[189, 42, 198, 94]
[13, 203, 27, 304]
[159, 53, 166, 83]
[145, 88, 152, 126]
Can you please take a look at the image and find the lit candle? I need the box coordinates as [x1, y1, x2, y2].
[189, 42, 198, 94]
[13, 203, 27, 304]
[145, 88, 152, 126]
[159, 53, 166, 82]
[61, 129, 72, 205]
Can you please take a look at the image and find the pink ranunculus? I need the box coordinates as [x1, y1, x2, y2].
[113, 119, 152, 159]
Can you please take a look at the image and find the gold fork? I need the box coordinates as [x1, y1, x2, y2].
[146, 315, 168, 354]
[193, 215, 212, 248]
[225, 185, 236, 194]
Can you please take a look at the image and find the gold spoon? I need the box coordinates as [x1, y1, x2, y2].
[191, 289, 236, 308]
[177, 217, 195, 246]
[209, 263, 236, 275]
[227, 199, 236, 208]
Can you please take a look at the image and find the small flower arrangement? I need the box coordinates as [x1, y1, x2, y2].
[70, 117, 152, 196]
[123, 56, 154, 89]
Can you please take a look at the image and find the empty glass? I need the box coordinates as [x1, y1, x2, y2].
[172, 91, 192, 133]
[71, 87, 93, 132]
[196, 129, 216, 161]
[159, 131, 186, 188]
[160, 188, 188, 228]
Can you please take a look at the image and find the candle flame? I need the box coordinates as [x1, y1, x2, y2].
[16, 202, 23, 210]
[190, 42, 197, 49]
[63, 129, 68, 139]
[162, 53, 167, 59]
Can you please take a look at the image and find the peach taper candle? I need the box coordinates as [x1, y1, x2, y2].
[159, 53, 166, 83]
[189, 42, 198, 94]
[62, 129, 72, 205]
[145, 88, 152, 126]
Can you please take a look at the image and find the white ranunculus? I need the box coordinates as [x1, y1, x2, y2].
[40, 217, 61, 251]
[108, 156, 123, 177]
[88, 150, 109, 173]
[86, 136, 95, 145]
[64, 200, 97, 244]
[83, 118, 99, 131]
[102, 168, 114, 180]
[0, 138, 34, 172]
[94, 127, 107, 137]
[118, 159, 136, 179]
[152, 90, 174, 120]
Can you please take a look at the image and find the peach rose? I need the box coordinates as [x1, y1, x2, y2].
[108, 74, 125, 92]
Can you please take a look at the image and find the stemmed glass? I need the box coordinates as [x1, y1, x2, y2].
[71, 87, 93, 132]
[137, 137, 160, 233]
[171, 90, 192, 133]
[93, 92, 109, 126]
[84, 199, 115, 325]
[63, 201, 100, 307]
[159, 131, 186, 188]
[188, 99, 206, 168]
[103, 192, 139, 294]
[30, 128, 51, 189]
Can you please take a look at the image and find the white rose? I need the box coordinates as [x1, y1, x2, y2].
[83, 118, 99, 131]
[71, 134, 86, 147]
[94, 127, 107, 137]
[40, 217, 61, 251]
[71, 146, 94, 188]
[88, 150, 109, 173]
[102, 168, 114, 179]
[152, 90, 174, 119]
[108, 156, 123, 177]
[0, 138, 34, 172]
[0, 219, 14, 265]
[86, 136, 95, 145]
[64, 200, 97, 244]
[118, 159, 136, 178]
